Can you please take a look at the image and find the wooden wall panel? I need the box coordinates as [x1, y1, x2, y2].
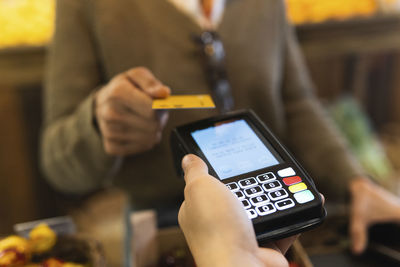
[0, 88, 37, 234]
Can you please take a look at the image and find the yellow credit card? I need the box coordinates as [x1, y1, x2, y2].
[152, 94, 216, 109]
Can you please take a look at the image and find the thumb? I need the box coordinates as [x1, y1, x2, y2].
[182, 154, 209, 184]
[147, 85, 171, 99]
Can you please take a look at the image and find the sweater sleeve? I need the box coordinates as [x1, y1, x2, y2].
[40, 0, 117, 194]
[279, 3, 365, 197]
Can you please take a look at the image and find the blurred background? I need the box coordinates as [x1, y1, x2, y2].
[2, 0, 400, 236]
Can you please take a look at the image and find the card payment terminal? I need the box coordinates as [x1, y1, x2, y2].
[170, 110, 326, 244]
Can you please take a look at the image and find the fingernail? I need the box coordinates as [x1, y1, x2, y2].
[182, 154, 194, 169]
[353, 247, 361, 255]
[151, 85, 169, 92]
[352, 243, 363, 255]
[150, 85, 170, 97]
[148, 85, 160, 93]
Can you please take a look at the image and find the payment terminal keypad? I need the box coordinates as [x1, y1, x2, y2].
[250, 194, 269, 206]
[268, 189, 288, 201]
[239, 178, 257, 188]
[263, 181, 282, 191]
[244, 185, 263, 197]
[246, 209, 258, 219]
[227, 182, 239, 192]
[256, 203, 276, 215]
[235, 191, 245, 200]
[242, 199, 251, 209]
[226, 167, 315, 220]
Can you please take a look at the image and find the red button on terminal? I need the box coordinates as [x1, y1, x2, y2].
[283, 176, 302, 186]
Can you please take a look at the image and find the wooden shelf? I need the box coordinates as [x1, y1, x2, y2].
[0, 46, 47, 88]
[297, 14, 400, 59]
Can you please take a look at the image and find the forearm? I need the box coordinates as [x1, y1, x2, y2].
[41, 95, 117, 194]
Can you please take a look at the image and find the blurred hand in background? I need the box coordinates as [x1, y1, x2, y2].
[94, 67, 170, 156]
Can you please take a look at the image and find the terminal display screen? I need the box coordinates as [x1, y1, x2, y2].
[191, 119, 282, 180]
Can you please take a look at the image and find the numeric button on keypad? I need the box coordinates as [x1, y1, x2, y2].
[250, 194, 270, 206]
[226, 182, 239, 192]
[242, 199, 251, 209]
[256, 172, 276, 183]
[239, 178, 257, 189]
[263, 181, 282, 192]
[256, 204, 276, 216]
[275, 198, 295, 210]
[234, 191, 245, 200]
[268, 189, 288, 201]
[246, 209, 258, 219]
[244, 186, 263, 197]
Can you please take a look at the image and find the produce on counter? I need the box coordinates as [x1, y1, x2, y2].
[29, 224, 57, 254]
[41, 258, 84, 267]
[0, 224, 86, 267]
[0, 236, 30, 266]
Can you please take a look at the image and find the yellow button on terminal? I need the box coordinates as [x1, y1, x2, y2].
[288, 182, 307, 193]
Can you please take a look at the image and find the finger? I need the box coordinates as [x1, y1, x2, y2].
[102, 125, 162, 155]
[103, 136, 159, 156]
[106, 74, 167, 119]
[274, 234, 299, 255]
[97, 102, 164, 156]
[100, 120, 129, 134]
[261, 242, 280, 252]
[257, 248, 289, 267]
[182, 154, 209, 184]
[119, 85, 155, 119]
[125, 67, 171, 99]
[98, 110, 160, 138]
[105, 90, 169, 131]
[98, 120, 130, 141]
[100, 78, 155, 119]
[101, 125, 158, 142]
[103, 139, 131, 156]
[350, 218, 368, 254]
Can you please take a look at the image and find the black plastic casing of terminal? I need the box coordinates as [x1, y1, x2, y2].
[170, 109, 326, 245]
